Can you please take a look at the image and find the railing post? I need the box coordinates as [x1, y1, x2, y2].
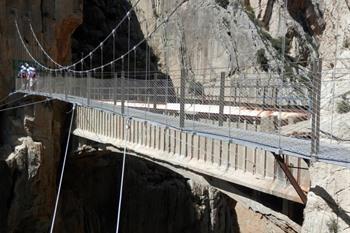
[113, 73, 117, 106]
[72, 66, 76, 96]
[311, 59, 322, 161]
[49, 72, 53, 95]
[180, 68, 186, 128]
[219, 72, 225, 126]
[153, 73, 158, 111]
[68, 72, 72, 96]
[64, 71, 68, 100]
[87, 72, 91, 105]
[121, 71, 125, 115]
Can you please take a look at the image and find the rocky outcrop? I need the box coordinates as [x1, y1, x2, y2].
[130, 0, 322, 77]
[234, 201, 300, 233]
[0, 97, 71, 233]
[0, 160, 12, 231]
[286, 0, 325, 35]
[301, 162, 350, 233]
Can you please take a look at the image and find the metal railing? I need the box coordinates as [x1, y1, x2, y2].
[16, 67, 320, 157]
[15, 64, 350, 167]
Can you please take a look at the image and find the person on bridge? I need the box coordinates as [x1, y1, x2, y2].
[18, 64, 28, 90]
[27, 66, 37, 91]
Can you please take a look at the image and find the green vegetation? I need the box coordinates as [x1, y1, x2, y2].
[245, 4, 255, 17]
[327, 218, 339, 233]
[188, 80, 204, 96]
[271, 36, 291, 53]
[343, 37, 350, 49]
[223, 17, 230, 29]
[259, 29, 291, 53]
[256, 49, 269, 71]
[215, 0, 229, 9]
[244, 3, 265, 28]
[336, 97, 350, 114]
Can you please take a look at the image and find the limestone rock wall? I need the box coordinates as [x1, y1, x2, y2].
[301, 162, 350, 233]
[71, 0, 159, 74]
[0, 0, 82, 98]
[129, 0, 322, 87]
[0, 97, 71, 233]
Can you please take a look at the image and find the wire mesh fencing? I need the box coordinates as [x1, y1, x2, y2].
[13, 66, 350, 165]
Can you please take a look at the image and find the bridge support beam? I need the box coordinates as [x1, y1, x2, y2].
[273, 153, 307, 204]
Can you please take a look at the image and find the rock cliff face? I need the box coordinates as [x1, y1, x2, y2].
[1, 0, 350, 232]
[302, 162, 350, 233]
[129, 0, 323, 83]
[0, 0, 82, 97]
[0, 97, 71, 233]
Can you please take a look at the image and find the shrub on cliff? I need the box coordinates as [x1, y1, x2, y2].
[336, 98, 350, 114]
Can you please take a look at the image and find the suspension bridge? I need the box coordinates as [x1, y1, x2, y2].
[5, 0, 350, 231]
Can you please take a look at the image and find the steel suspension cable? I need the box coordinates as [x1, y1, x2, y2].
[15, 20, 50, 71]
[115, 117, 131, 233]
[0, 95, 10, 105]
[145, 41, 149, 120]
[16, 1, 233, 74]
[67, 0, 188, 73]
[27, 0, 142, 71]
[113, 31, 117, 111]
[134, 48, 137, 104]
[0, 99, 51, 112]
[101, 44, 104, 102]
[49, 104, 76, 233]
[0, 93, 23, 108]
[20, 0, 345, 76]
[127, 15, 131, 115]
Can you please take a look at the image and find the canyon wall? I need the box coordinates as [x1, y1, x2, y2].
[130, 0, 324, 85]
[0, 0, 82, 98]
[302, 162, 350, 233]
[0, 96, 71, 232]
[1, 1, 350, 232]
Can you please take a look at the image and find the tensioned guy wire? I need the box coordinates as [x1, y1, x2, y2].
[0, 99, 51, 112]
[49, 104, 76, 233]
[16, 0, 188, 74]
[127, 15, 131, 115]
[114, 117, 130, 233]
[27, 0, 142, 71]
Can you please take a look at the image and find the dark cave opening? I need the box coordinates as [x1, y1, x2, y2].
[56, 148, 241, 233]
[286, 0, 325, 36]
[71, 0, 160, 79]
